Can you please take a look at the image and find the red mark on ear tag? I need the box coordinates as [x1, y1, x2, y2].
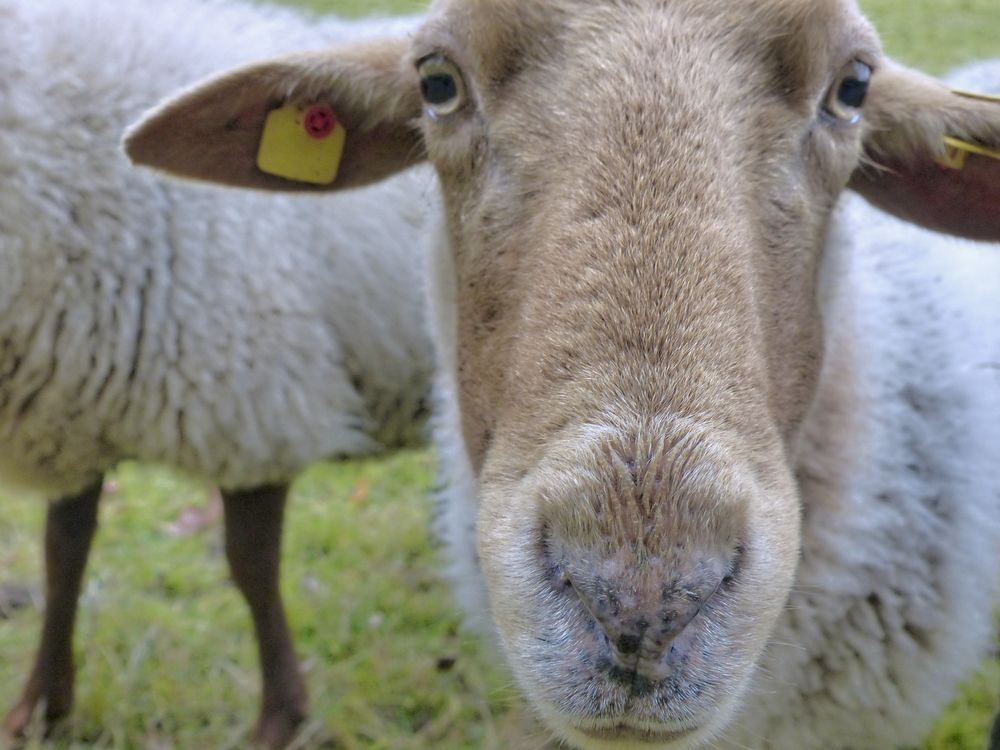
[304, 105, 337, 139]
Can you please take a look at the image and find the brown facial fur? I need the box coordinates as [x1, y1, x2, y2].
[415, 0, 879, 746]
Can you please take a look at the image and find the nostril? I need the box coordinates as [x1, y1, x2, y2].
[541, 523, 577, 593]
[727, 544, 745, 581]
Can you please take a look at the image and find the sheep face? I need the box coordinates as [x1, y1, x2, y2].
[412, 0, 876, 745]
[125, 0, 1000, 746]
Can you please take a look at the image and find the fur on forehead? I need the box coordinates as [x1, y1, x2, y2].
[756, 0, 882, 96]
[420, 0, 882, 94]
[416, 0, 570, 89]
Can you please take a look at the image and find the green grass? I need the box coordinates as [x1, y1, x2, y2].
[1, 456, 533, 750]
[2, 0, 999, 749]
[861, 0, 1000, 74]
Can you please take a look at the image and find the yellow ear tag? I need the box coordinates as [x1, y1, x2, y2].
[938, 90, 1000, 169]
[256, 103, 346, 185]
[938, 136, 1000, 170]
[951, 88, 1000, 105]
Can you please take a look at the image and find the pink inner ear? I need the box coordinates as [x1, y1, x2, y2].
[850, 152, 1000, 242]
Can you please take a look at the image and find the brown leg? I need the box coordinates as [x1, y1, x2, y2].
[221, 484, 306, 749]
[3, 479, 103, 738]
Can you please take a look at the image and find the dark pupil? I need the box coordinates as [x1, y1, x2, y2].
[837, 77, 869, 108]
[421, 73, 457, 105]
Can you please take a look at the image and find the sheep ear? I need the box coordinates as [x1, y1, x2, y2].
[124, 39, 424, 191]
[848, 62, 1000, 241]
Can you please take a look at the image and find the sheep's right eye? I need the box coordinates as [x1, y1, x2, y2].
[418, 55, 467, 117]
[822, 60, 872, 125]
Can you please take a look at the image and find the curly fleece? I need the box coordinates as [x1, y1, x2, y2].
[0, 0, 437, 496]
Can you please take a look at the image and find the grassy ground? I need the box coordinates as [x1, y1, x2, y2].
[2, 1, 999, 749]
[1, 456, 532, 750]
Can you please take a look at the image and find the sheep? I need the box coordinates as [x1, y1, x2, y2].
[0, 0, 436, 747]
[125, 1, 1000, 748]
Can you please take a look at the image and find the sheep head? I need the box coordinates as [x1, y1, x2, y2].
[125, 1, 1000, 747]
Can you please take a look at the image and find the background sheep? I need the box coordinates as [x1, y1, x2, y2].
[126, 2, 1000, 749]
[0, 0, 435, 746]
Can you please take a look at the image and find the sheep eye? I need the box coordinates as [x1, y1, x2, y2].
[418, 55, 467, 117]
[823, 60, 872, 125]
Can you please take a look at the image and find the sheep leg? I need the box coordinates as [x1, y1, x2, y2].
[989, 707, 1000, 750]
[221, 484, 306, 749]
[2, 479, 103, 738]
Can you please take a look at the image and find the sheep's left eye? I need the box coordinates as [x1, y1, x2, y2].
[418, 55, 467, 117]
[823, 60, 872, 125]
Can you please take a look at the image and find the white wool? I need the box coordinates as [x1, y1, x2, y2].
[425, 213, 492, 629]
[0, 0, 437, 496]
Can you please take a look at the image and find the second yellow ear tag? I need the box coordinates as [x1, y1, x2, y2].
[257, 103, 346, 185]
[938, 136, 1000, 170]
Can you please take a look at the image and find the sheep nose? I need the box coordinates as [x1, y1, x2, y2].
[567, 553, 735, 680]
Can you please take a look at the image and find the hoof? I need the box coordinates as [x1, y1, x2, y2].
[253, 706, 307, 750]
[3, 687, 73, 745]
[2, 699, 36, 741]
